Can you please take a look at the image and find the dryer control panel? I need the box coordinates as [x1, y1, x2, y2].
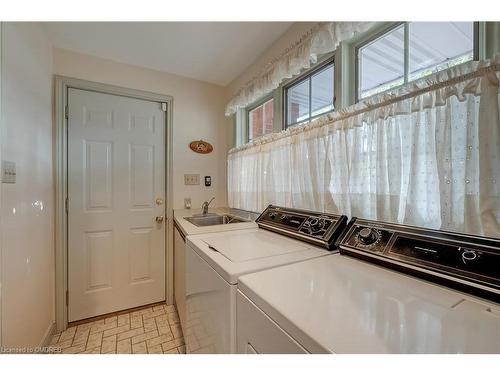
[256, 205, 348, 250]
[338, 217, 500, 302]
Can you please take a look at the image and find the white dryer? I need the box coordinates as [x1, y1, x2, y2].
[184, 205, 348, 353]
[236, 218, 500, 353]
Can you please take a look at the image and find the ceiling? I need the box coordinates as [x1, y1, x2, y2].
[42, 22, 293, 86]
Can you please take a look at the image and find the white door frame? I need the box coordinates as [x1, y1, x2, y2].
[54, 76, 174, 332]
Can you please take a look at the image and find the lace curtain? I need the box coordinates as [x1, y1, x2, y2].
[227, 55, 500, 237]
[225, 22, 375, 116]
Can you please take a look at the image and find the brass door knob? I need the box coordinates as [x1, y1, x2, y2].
[155, 216, 164, 223]
[155, 198, 164, 205]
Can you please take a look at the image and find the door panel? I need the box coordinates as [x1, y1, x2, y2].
[68, 88, 166, 322]
[85, 141, 113, 211]
[85, 231, 113, 291]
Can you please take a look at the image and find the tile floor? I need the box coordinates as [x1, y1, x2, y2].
[50, 303, 185, 354]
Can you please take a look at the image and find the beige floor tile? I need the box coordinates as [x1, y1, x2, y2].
[117, 338, 132, 354]
[72, 328, 90, 346]
[90, 320, 118, 334]
[153, 305, 165, 312]
[102, 324, 131, 338]
[132, 341, 147, 354]
[147, 344, 163, 354]
[165, 304, 176, 313]
[157, 324, 172, 336]
[81, 347, 101, 354]
[59, 326, 76, 343]
[116, 327, 144, 341]
[161, 337, 184, 352]
[48, 302, 184, 355]
[130, 316, 143, 329]
[86, 331, 103, 350]
[55, 339, 73, 350]
[117, 313, 130, 327]
[167, 312, 180, 324]
[142, 309, 165, 321]
[155, 313, 169, 325]
[143, 318, 157, 332]
[101, 335, 117, 353]
[105, 316, 118, 324]
[146, 333, 174, 348]
[130, 307, 152, 318]
[163, 348, 179, 354]
[131, 330, 159, 345]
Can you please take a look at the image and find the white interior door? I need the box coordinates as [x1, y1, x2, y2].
[68, 88, 166, 322]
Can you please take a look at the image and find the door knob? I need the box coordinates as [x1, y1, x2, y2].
[155, 216, 164, 223]
[155, 198, 164, 205]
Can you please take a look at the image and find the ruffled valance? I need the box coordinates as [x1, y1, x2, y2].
[229, 53, 500, 155]
[224, 21, 375, 116]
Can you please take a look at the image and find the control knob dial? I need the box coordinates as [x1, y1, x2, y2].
[358, 227, 379, 245]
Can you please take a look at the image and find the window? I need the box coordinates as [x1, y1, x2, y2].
[357, 22, 476, 100]
[285, 61, 334, 128]
[248, 98, 274, 140]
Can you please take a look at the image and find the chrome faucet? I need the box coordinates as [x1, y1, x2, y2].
[201, 197, 215, 215]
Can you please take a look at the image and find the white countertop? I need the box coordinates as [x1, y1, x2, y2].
[238, 255, 500, 354]
[173, 207, 258, 237]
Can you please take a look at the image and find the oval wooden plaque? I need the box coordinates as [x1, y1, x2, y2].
[189, 140, 213, 154]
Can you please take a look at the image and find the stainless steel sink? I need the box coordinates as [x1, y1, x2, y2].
[184, 214, 248, 227]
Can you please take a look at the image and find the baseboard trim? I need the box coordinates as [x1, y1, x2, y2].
[40, 321, 56, 347]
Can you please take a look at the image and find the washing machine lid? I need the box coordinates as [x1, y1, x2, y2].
[203, 230, 309, 262]
[187, 228, 330, 284]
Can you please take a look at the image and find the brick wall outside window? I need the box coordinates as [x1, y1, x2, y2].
[249, 98, 274, 140]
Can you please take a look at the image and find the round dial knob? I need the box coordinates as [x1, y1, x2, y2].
[358, 228, 378, 245]
[461, 250, 477, 264]
[309, 218, 324, 232]
[280, 215, 288, 222]
[269, 212, 276, 219]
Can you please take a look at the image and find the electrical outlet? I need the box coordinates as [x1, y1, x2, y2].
[184, 198, 191, 209]
[184, 174, 200, 185]
[1, 160, 16, 184]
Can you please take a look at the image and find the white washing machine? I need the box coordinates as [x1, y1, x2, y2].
[236, 218, 500, 353]
[184, 205, 348, 353]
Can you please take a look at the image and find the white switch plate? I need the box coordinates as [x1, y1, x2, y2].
[184, 198, 191, 209]
[184, 174, 200, 185]
[1, 160, 16, 184]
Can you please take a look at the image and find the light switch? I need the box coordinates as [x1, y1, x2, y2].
[184, 174, 200, 185]
[1, 160, 16, 184]
[184, 198, 191, 209]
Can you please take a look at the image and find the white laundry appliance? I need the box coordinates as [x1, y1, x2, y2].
[184, 205, 348, 353]
[236, 218, 500, 353]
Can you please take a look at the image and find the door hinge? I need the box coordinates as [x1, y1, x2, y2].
[65, 104, 69, 119]
[65, 197, 69, 213]
[66, 290, 69, 306]
[161, 102, 167, 112]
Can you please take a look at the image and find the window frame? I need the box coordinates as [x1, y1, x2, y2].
[354, 21, 480, 102]
[283, 56, 335, 129]
[245, 94, 275, 142]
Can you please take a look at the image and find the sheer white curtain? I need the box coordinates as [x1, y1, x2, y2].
[228, 55, 500, 237]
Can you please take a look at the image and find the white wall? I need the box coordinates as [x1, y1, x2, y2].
[53, 48, 231, 210]
[1, 22, 55, 348]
